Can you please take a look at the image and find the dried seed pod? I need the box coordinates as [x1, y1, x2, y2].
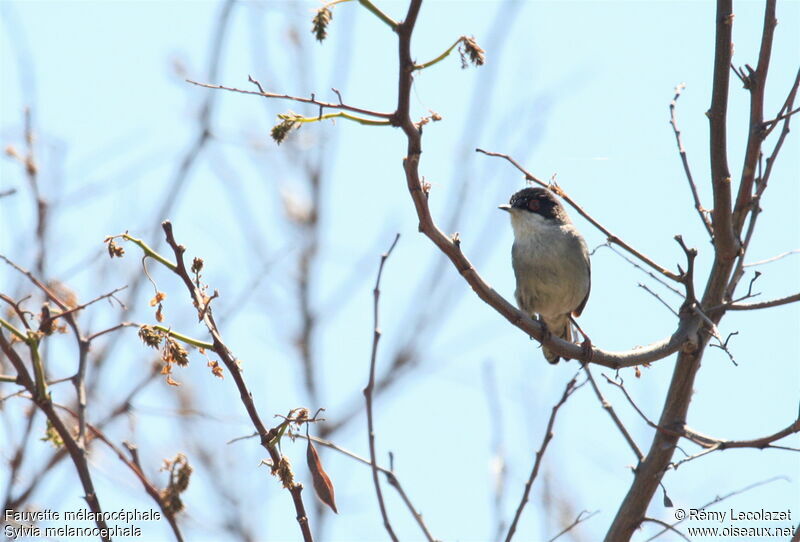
[307, 439, 337, 513]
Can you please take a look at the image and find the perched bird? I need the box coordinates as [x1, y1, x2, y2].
[499, 187, 591, 363]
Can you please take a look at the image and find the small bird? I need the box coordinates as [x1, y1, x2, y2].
[499, 187, 591, 363]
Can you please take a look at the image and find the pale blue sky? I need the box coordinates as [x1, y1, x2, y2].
[1, 1, 798, 541]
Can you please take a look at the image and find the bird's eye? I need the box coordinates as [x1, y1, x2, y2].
[527, 199, 540, 212]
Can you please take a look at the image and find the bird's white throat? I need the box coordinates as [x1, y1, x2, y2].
[508, 209, 559, 240]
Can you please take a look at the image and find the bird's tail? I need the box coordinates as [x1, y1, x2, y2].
[542, 316, 571, 364]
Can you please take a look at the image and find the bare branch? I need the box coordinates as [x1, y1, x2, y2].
[683, 418, 800, 452]
[731, 0, 777, 236]
[364, 234, 401, 542]
[604, 374, 800, 458]
[669, 445, 721, 470]
[727, 73, 799, 303]
[638, 283, 678, 317]
[46, 285, 128, 324]
[669, 84, 714, 238]
[186, 77, 393, 120]
[547, 510, 599, 542]
[602, 2, 781, 534]
[599, 244, 684, 299]
[156, 221, 314, 542]
[0, 293, 34, 331]
[0, 254, 94, 448]
[505, 375, 585, 542]
[355, 0, 398, 29]
[727, 292, 800, 310]
[744, 249, 800, 267]
[642, 518, 691, 542]
[85, 321, 137, 342]
[0, 332, 110, 540]
[760, 66, 800, 190]
[54, 404, 185, 542]
[764, 105, 800, 130]
[707, 0, 738, 260]
[100, 0, 238, 383]
[584, 365, 644, 463]
[675, 234, 698, 309]
[290, 434, 436, 542]
[602, 374, 686, 444]
[645, 476, 789, 541]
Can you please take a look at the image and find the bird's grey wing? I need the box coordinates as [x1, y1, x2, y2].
[572, 238, 591, 317]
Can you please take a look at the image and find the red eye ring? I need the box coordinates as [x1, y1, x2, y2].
[527, 199, 540, 212]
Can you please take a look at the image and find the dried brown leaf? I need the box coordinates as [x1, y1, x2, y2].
[207, 360, 224, 379]
[150, 292, 167, 306]
[307, 439, 337, 513]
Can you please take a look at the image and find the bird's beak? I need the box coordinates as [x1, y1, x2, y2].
[498, 204, 511, 212]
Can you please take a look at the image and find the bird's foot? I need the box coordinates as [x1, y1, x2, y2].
[570, 315, 593, 362]
[539, 319, 552, 342]
[539, 319, 562, 364]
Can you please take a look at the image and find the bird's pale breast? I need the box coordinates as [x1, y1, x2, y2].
[511, 222, 589, 319]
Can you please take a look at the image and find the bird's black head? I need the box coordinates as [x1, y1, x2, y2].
[501, 187, 568, 222]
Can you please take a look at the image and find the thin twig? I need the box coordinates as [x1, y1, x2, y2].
[601, 244, 685, 299]
[186, 77, 393, 120]
[638, 284, 679, 317]
[100, 0, 238, 391]
[290, 434, 436, 542]
[414, 36, 463, 71]
[669, 83, 714, 238]
[18, 108, 49, 277]
[364, 233, 401, 542]
[731, 0, 777, 236]
[602, 374, 689, 442]
[1, 404, 36, 512]
[669, 445, 720, 470]
[47, 285, 128, 324]
[356, 0, 398, 29]
[645, 476, 788, 541]
[547, 510, 599, 542]
[583, 365, 644, 462]
[727, 67, 799, 301]
[504, 374, 585, 542]
[3, 369, 157, 510]
[642, 518, 691, 542]
[85, 321, 136, 342]
[157, 221, 314, 542]
[54, 403, 185, 542]
[691, 305, 737, 365]
[0, 254, 94, 450]
[674, 235, 698, 309]
[727, 292, 800, 310]
[683, 419, 800, 451]
[744, 249, 800, 267]
[0, 294, 33, 331]
[0, 332, 110, 540]
[764, 105, 800, 132]
[604, 374, 800, 455]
